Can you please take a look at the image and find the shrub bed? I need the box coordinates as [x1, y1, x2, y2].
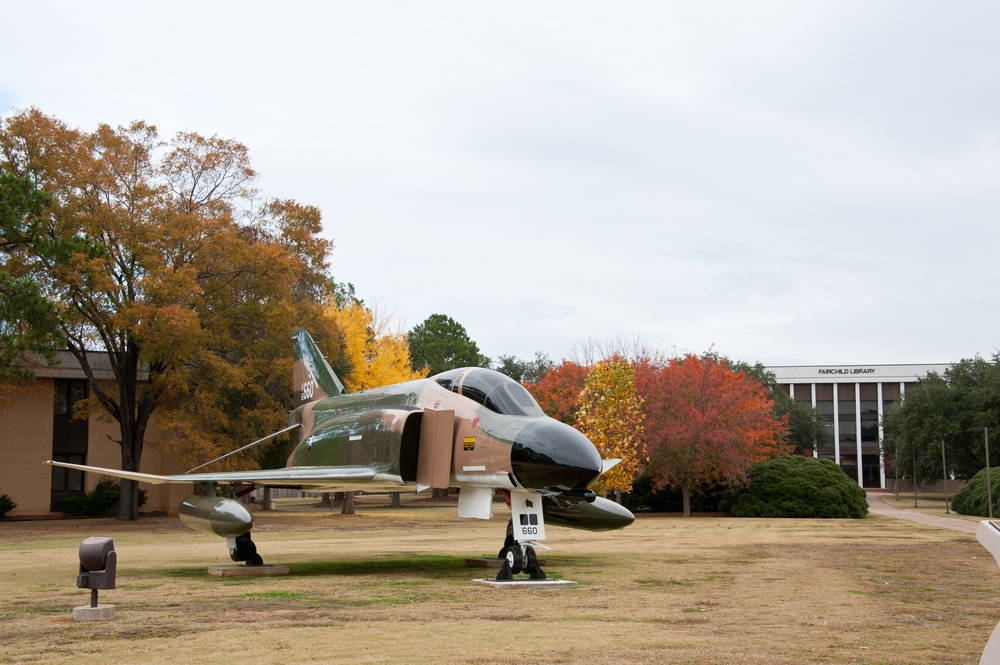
[723, 455, 868, 518]
[58, 479, 146, 516]
[0, 493, 15, 517]
[951, 466, 1000, 517]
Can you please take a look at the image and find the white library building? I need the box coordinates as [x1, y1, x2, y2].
[767, 364, 951, 489]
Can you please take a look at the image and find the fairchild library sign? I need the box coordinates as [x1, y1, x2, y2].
[818, 367, 876, 376]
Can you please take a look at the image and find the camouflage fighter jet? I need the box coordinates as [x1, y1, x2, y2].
[48, 329, 634, 580]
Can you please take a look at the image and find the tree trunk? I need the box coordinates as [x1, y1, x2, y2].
[262, 486, 272, 511]
[341, 491, 355, 515]
[105, 344, 153, 522]
[118, 478, 140, 520]
[117, 420, 145, 521]
[681, 483, 692, 517]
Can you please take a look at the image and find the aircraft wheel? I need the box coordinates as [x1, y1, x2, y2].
[504, 545, 524, 575]
[230, 532, 264, 566]
[498, 519, 515, 559]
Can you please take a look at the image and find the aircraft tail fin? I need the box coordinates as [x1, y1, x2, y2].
[292, 328, 346, 406]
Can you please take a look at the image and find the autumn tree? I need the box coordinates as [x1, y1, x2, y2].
[638, 354, 789, 516]
[328, 300, 428, 392]
[574, 356, 645, 498]
[0, 109, 336, 519]
[408, 313, 489, 375]
[524, 360, 590, 425]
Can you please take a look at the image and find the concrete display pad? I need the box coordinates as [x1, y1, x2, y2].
[472, 578, 578, 589]
[72, 604, 115, 621]
[207, 564, 290, 578]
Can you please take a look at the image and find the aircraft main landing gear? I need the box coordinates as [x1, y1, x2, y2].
[229, 532, 264, 566]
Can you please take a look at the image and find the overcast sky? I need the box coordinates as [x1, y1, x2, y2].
[2, 2, 998, 367]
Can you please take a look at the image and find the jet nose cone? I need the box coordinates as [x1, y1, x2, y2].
[511, 418, 603, 494]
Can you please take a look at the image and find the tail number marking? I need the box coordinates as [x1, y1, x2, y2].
[301, 377, 317, 401]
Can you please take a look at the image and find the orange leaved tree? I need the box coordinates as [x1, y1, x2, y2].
[0, 109, 335, 519]
[637, 354, 789, 516]
[523, 360, 590, 426]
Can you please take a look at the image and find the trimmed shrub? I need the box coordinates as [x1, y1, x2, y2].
[58, 479, 147, 517]
[723, 456, 868, 518]
[0, 493, 16, 517]
[952, 467, 1000, 517]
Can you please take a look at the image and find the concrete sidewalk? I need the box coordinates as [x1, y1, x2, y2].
[866, 492, 979, 534]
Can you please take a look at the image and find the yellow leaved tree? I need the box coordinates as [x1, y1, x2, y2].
[327, 301, 427, 392]
[575, 356, 645, 498]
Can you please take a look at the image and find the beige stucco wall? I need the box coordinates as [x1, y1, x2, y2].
[0, 381, 56, 514]
[0, 378, 188, 517]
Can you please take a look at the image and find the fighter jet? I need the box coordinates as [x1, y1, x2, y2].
[48, 329, 634, 580]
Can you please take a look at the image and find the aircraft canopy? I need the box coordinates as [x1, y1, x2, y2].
[433, 368, 544, 418]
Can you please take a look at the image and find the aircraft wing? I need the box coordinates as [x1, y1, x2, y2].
[45, 460, 384, 489]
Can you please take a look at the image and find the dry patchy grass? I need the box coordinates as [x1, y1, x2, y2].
[0, 497, 997, 664]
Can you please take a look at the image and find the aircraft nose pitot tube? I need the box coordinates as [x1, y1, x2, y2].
[510, 417, 603, 494]
[178, 495, 254, 538]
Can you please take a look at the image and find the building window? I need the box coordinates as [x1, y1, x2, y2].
[815, 384, 835, 458]
[859, 383, 879, 445]
[838, 383, 856, 446]
[51, 454, 85, 492]
[51, 379, 89, 511]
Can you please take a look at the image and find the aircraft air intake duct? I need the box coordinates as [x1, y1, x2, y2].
[178, 494, 254, 538]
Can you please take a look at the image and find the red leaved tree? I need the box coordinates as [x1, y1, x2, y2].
[637, 354, 789, 516]
[523, 360, 590, 425]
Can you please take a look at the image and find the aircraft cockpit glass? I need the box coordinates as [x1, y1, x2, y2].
[433, 368, 544, 418]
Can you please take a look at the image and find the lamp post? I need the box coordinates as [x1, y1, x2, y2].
[970, 427, 992, 520]
[988, 427, 993, 521]
[941, 439, 950, 515]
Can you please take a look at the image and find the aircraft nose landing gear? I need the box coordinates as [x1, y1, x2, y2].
[497, 542, 545, 581]
[494, 491, 550, 581]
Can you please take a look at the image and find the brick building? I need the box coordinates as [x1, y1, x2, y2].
[0, 352, 187, 516]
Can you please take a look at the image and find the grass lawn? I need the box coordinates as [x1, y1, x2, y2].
[1, 494, 997, 664]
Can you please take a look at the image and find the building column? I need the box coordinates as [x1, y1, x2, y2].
[877, 382, 886, 488]
[855, 382, 863, 488]
[832, 383, 840, 465]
